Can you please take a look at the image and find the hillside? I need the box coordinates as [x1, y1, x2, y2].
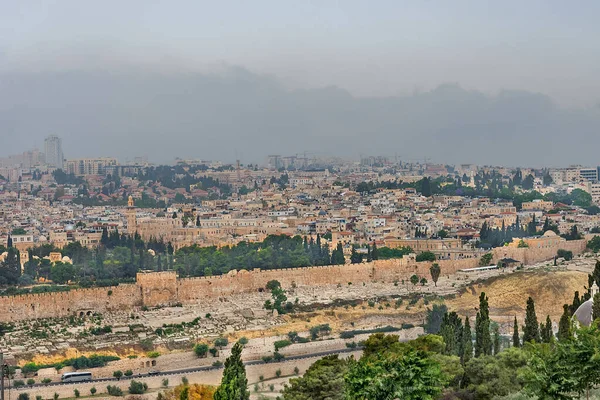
[447, 270, 588, 322]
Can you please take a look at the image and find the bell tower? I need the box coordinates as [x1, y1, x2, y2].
[126, 195, 137, 235]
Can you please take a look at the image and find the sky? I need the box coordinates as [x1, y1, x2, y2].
[1, 1, 600, 166]
[1, 0, 599, 106]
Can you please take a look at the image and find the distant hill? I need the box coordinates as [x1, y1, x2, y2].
[1, 67, 599, 165]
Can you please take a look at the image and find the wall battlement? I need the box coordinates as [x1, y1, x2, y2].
[0, 239, 588, 322]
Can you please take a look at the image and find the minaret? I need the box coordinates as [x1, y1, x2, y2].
[126, 195, 137, 235]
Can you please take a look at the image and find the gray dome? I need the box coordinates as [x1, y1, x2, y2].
[574, 299, 593, 327]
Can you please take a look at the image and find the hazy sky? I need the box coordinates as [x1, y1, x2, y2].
[1, 0, 600, 106]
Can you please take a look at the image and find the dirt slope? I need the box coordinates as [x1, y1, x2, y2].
[447, 270, 588, 322]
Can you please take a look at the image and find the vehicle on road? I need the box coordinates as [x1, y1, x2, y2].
[61, 372, 92, 383]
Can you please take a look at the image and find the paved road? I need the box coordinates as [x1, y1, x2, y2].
[16, 346, 361, 389]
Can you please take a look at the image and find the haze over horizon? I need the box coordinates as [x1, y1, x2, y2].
[1, 1, 600, 166]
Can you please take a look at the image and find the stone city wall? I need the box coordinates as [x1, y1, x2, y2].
[0, 239, 589, 321]
[0, 284, 141, 322]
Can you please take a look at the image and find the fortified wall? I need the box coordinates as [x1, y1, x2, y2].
[0, 239, 588, 322]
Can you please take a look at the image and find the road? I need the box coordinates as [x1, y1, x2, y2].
[14, 346, 361, 389]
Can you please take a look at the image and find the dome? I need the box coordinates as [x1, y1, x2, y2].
[574, 299, 593, 327]
[543, 230, 557, 237]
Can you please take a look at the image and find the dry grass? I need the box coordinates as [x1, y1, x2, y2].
[446, 270, 588, 321]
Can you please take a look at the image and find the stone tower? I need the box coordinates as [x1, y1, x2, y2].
[126, 195, 137, 235]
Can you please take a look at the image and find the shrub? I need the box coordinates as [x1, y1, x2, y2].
[274, 339, 292, 351]
[273, 352, 285, 361]
[214, 338, 228, 348]
[162, 378, 169, 387]
[36, 396, 42, 400]
[181, 376, 189, 385]
[42, 378, 52, 385]
[124, 369, 133, 377]
[90, 387, 97, 395]
[209, 348, 218, 357]
[346, 341, 357, 349]
[275, 369, 282, 377]
[340, 331, 355, 339]
[74, 389, 80, 398]
[309, 324, 331, 340]
[294, 366, 299, 375]
[128, 380, 148, 395]
[113, 370, 123, 379]
[259, 375, 264, 381]
[13, 380, 25, 388]
[238, 337, 249, 345]
[53, 393, 59, 400]
[194, 343, 209, 357]
[17, 394, 30, 400]
[26, 378, 35, 386]
[557, 249, 573, 261]
[212, 361, 223, 367]
[262, 356, 273, 363]
[146, 351, 160, 358]
[107, 385, 123, 396]
[269, 384, 274, 392]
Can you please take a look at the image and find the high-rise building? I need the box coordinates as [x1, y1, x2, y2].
[44, 135, 64, 169]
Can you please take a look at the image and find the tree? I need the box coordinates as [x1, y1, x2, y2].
[281, 355, 347, 400]
[345, 348, 445, 400]
[410, 274, 419, 286]
[542, 315, 553, 343]
[557, 304, 572, 342]
[424, 304, 447, 335]
[429, 263, 441, 286]
[349, 247, 362, 264]
[513, 316, 520, 348]
[416, 251, 436, 262]
[0, 247, 21, 285]
[371, 243, 378, 260]
[461, 316, 473, 365]
[128, 380, 148, 395]
[475, 292, 492, 357]
[194, 343, 209, 358]
[523, 296, 540, 343]
[493, 324, 501, 355]
[593, 293, 600, 323]
[214, 342, 249, 400]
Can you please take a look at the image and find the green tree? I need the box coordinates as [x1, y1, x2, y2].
[493, 323, 501, 355]
[350, 247, 362, 264]
[0, 247, 21, 285]
[416, 251, 436, 262]
[410, 274, 419, 286]
[345, 349, 445, 400]
[214, 342, 249, 400]
[424, 304, 448, 334]
[475, 292, 492, 357]
[281, 355, 347, 400]
[523, 297, 540, 343]
[513, 316, 520, 348]
[429, 263, 441, 287]
[593, 293, 600, 322]
[461, 316, 473, 365]
[193, 343, 209, 358]
[557, 304, 573, 342]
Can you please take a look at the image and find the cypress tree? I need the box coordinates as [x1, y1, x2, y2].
[512, 316, 520, 347]
[475, 292, 491, 356]
[557, 304, 572, 341]
[592, 292, 600, 322]
[372, 243, 378, 260]
[493, 324, 500, 355]
[461, 316, 472, 365]
[214, 342, 249, 400]
[545, 315, 553, 343]
[523, 296, 540, 343]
